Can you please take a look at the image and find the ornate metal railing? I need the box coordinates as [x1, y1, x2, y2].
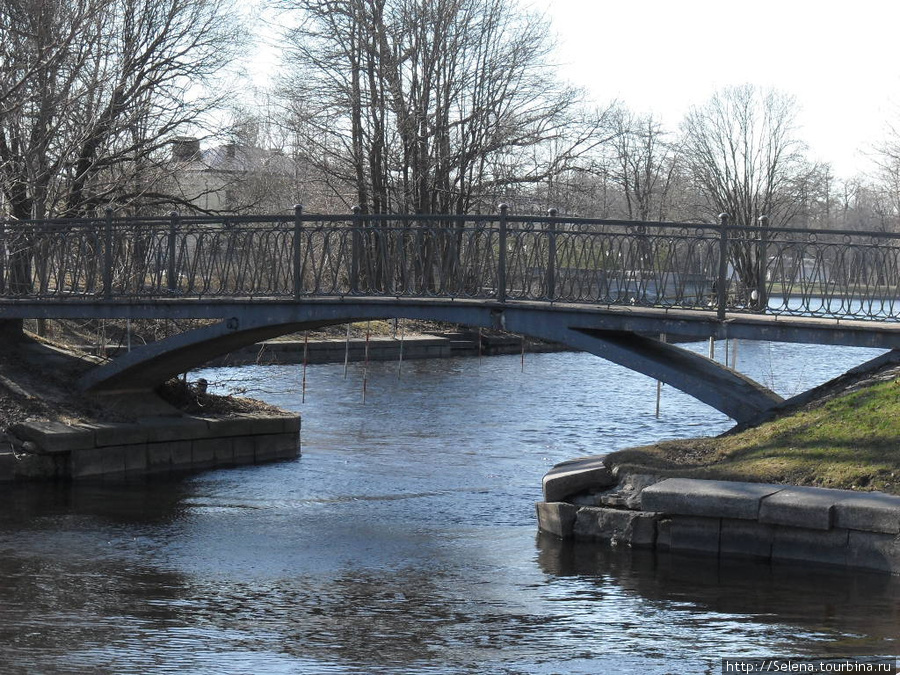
[1, 208, 900, 322]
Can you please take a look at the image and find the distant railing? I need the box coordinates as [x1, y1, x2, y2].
[1, 207, 900, 322]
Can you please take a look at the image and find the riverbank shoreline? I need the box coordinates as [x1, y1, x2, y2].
[0, 337, 301, 482]
[536, 460, 900, 574]
[537, 351, 900, 574]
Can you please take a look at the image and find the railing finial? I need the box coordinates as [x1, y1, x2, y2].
[719, 212, 730, 226]
[499, 203, 508, 215]
[548, 208, 558, 217]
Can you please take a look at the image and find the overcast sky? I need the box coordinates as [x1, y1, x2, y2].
[538, 0, 900, 178]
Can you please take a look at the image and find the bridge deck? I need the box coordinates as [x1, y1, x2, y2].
[4, 296, 898, 349]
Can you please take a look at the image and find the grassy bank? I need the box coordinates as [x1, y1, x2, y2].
[607, 375, 900, 495]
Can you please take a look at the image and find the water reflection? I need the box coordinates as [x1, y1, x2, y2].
[0, 348, 897, 673]
[537, 534, 900, 658]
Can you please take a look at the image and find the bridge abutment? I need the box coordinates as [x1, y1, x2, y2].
[0, 336, 301, 483]
[2, 412, 300, 482]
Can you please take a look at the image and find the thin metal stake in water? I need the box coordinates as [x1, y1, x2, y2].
[724, 338, 730, 369]
[398, 320, 404, 379]
[301, 331, 309, 404]
[520, 334, 525, 372]
[343, 323, 351, 379]
[126, 318, 132, 353]
[708, 336, 715, 360]
[732, 338, 739, 371]
[655, 333, 666, 418]
[362, 321, 371, 404]
[478, 328, 483, 364]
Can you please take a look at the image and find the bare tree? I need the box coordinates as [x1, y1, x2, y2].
[0, 0, 243, 221]
[681, 85, 815, 302]
[870, 121, 900, 232]
[278, 0, 613, 215]
[835, 178, 899, 232]
[681, 85, 813, 227]
[607, 107, 680, 222]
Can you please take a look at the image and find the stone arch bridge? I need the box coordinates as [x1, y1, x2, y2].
[2, 209, 900, 424]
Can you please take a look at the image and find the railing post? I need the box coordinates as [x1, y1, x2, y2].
[350, 205, 361, 294]
[167, 211, 178, 294]
[497, 203, 508, 303]
[546, 208, 557, 301]
[717, 212, 729, 320]
[0, 219, 6, 296]
[757, 214, 768, 312]
[104, 208, 113, 299]
[293, 203, 303, 299]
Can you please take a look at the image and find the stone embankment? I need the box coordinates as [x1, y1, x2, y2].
[536, 456, 900, 575]
[1, 413, 300, 482]
[0, 337, 301, 483]
[203, 330, 567, 366]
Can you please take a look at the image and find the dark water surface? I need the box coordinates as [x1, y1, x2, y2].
[2, 342, 899, 674]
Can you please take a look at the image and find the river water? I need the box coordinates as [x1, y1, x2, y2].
[2, 341, 900, 674]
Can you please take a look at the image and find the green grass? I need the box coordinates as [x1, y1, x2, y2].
[607, 378, 900, 494]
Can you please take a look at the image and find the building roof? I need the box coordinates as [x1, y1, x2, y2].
[172, 138, 294, 176]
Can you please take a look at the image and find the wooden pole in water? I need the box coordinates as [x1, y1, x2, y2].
[301, 331, 309, 404]
[655, 333, 666, 418]
[343, 323, 351, 379]
[398, 319, 404, 379]
[708, 336, 715, 360]
[520, 334, 525, 372]
[362, 321, 370, 403]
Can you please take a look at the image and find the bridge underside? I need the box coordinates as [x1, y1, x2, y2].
[63, 297, 900, 424]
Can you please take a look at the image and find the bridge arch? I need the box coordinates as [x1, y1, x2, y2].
[79, 299, 783, 424]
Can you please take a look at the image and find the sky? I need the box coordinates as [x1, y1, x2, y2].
[248, 0, 900, 180]
[536, 0, 900, 178]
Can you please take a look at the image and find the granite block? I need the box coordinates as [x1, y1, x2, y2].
[759, 486, 848, 530]
[641, 478, 782, 520]
[834, 492, 900, 534]
[536, 501, 578, 538]
[542, 455, 615, 502]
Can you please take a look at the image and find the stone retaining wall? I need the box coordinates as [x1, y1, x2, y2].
[536, 456, 900, 575]
[214, 336, 452, 365]
[198, 334, 568, 366]
[0, 414, 301, 481]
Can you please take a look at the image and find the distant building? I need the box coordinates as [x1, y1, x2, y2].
[170, 136, 298, 214]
